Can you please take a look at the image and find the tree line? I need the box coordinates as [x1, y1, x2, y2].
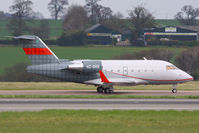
[2, 0, 199, 44]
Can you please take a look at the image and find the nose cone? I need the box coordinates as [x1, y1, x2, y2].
[183, 72, 194, 81]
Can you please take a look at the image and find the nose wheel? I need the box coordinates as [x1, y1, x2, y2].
[172, 88, 177, 93]
[172, 84, 177, 93]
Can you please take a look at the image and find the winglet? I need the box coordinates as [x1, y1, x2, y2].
[99, 70, 112, 83]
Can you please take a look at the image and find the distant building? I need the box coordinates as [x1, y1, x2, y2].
[144, 26, 199, 44]
[0, 11, 11, 19]
[85, 24, 122, 45]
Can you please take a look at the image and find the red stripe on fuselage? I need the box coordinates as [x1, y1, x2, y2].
[107, 71, 193, 82]
[23, 48, 52, 55]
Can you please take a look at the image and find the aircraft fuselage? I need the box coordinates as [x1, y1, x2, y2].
[15, 35, 193, 94]
[27, 60, 193, 86]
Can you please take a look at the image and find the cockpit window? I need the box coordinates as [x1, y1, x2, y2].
[166, 65, 178, 70]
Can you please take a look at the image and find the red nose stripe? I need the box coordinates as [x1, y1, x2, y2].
[23, 48, 52, 55]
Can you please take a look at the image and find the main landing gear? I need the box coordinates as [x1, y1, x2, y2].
[172, 84, 177, 93]
[97, 86, 114, 94]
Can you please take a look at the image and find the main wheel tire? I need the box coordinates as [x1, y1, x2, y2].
[104, 88, 111, 94]
[97, 87, 103, 93]
[104, 88, 108, 94]
[104, 88, 114, 94]
[172, 89, 177, 93]
[109, 89, 114, 93]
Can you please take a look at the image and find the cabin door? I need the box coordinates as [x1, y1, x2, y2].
[123, 66, 128, 75]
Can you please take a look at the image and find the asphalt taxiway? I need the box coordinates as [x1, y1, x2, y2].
[1, 99, 199, 111]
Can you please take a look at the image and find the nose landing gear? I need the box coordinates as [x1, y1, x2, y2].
[172, 84, 177, 93]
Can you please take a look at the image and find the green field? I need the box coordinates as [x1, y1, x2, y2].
[156, 19, 181, 27]
[0, 110, 199, 133]
[0, 45, 185, 75]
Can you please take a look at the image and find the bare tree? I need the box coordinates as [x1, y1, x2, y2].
[175, 5, 199, 25]
[103, 12, 127, 33]
[48, 0, 68, 20]
[129, 6, 155, 43]
[7, 0, 33, 36]
[85, 0, 113, 24]
[85, 0, 100, 24]
[63, 5, 88, 34]
[32, 20, 50, 39]
[98, 6, 112, 23]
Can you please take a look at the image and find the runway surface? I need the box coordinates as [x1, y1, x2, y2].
[1, 90, 199, 96]
[1, 99, 199, 111]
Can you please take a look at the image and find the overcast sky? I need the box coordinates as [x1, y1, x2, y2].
[1, 0, 199, 19]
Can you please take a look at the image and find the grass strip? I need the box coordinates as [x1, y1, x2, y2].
[1, 110, 199, 133]
[0, 95, 199, 99]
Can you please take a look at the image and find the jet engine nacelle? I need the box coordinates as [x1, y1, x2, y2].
[68, 61, 102, 73]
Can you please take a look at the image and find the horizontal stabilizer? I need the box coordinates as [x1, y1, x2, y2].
[14, 35, 36, 40]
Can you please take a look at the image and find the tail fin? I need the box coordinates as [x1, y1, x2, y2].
[15, 35, 59, 65]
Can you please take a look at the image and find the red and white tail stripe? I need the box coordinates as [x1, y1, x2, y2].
[23, 48, 53, 55]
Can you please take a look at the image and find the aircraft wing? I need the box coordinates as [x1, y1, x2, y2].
[84, 77, 148, 86]
[85, 70, 148, 86]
